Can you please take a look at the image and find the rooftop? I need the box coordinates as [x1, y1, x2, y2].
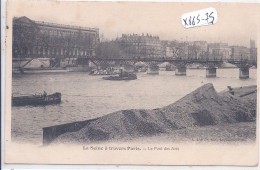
[14, 16, 99, 32]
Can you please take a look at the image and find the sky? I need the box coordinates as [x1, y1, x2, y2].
[7, 1, 260, 47]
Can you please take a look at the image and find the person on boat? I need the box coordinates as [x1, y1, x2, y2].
[119, 65, 123, 77]
[43, 91, 47, 98]
[227, 86, 234, 95]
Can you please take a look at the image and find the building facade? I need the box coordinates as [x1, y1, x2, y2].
[250, 40, 257, 61]
[187, 41, 208, 59]
[161, 40, 190, 59]
[117, 34, 163, 59]
[230, 46, 250, 60]
[13, 16, 99, 66]
[161, 40, 174, 58]
[207, 43, 231, 60]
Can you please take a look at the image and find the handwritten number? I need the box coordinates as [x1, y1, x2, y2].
[189, 16, 192, 25]
[183, 10, 215, 27]
[204, 12, 209, 23]
[197, 14, 200, 24]
[192, 16, 195, 25]
[204, 12, 214, 24]
[209, 12, 214, 24]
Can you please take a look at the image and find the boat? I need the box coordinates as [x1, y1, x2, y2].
[89, 68, 117, 75]
[12, 92, 61, 106]
[103, 72, 137, 80]
[66, 65, 90, 72]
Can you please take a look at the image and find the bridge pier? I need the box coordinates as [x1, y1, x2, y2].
[206, 67, 217, 78]
[239, 67, 249, 79]
[147, 65, 159, 74]
[175, 65, 186, 76]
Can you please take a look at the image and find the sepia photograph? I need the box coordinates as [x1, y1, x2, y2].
[3, 0, 259, 166]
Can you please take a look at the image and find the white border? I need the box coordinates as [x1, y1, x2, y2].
[1, 0, 260, 169]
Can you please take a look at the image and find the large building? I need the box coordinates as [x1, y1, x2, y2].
[250, 40, 257, 61]
[230, 46, 250, 60]
[161, 40, 190, 59]
[13, 16, 99, 66]
[161, 40, 174, 58]
[188, 41, 208, 59]
[207, 43, 231, 60]
[117, 33, 163, 59]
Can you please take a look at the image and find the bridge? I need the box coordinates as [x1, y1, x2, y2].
[79, 57, 257, 79]
[13, 57, 257, 79]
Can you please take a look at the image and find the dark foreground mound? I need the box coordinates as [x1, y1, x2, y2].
[53, 83, 256, 144]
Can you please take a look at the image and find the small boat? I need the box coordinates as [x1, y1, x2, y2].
[66, 65, 90, 72]
[90, 72, 117, 76]
[103, 72, 137, 81]
[12, 92, 61, 106]
[89, 69, 117, 75]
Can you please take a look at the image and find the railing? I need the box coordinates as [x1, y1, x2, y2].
[84, 57, 257, 67]
[87, 57, 224, 62]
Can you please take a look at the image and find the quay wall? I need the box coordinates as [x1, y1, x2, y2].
[43, 118, 97, 145]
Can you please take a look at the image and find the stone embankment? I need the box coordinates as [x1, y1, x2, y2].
[45, 83, 256, 144]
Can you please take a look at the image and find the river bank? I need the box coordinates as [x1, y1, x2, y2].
[12, 69, 257, 144]
[49, 83, 257, 144]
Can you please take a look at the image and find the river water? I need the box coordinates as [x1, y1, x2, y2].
[12, 68, 257, 144]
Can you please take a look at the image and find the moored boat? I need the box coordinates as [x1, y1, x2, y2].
[12, 92, 61, 106]
[66, 65, 90, 72]
[103, 72, 137, 80]
[89, 68, 117, 75]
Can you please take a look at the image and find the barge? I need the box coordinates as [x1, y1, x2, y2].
[12, 92, 61, 106]
[103, 72, 137, 80]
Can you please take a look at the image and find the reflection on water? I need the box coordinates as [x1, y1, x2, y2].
[12, 68, 257, 144]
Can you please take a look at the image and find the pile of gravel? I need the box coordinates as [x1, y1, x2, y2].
[54, 83, 256, 144]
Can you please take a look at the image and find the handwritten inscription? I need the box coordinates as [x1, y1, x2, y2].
[181, 8, 217, 28]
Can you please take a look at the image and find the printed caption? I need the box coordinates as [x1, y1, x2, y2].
[83, 146, 179, 151]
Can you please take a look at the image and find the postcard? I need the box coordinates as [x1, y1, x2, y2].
[4, 0, 259, 166]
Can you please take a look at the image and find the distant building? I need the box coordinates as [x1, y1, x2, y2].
[13, 16, 99, 66]
[193, 41, 208, 52]
[177, 41, 190, 59]
[250, 48, 257, 61]
[161, 40, 174, 58]
[161, 40, 190, 59]
[250, 40, 255, 48]
[188, 41, 208, 59]
[230, 46, 250, 60]
[250, 40, 257, 61]
[117, 33, 163, 58]
[208, 43, 231, 60]
[165, 46, 174, 58]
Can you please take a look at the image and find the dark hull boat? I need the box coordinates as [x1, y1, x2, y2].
[103, 76, 137, 80]
[12, 92, 61, 106]
[103, 73, 137, 81]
